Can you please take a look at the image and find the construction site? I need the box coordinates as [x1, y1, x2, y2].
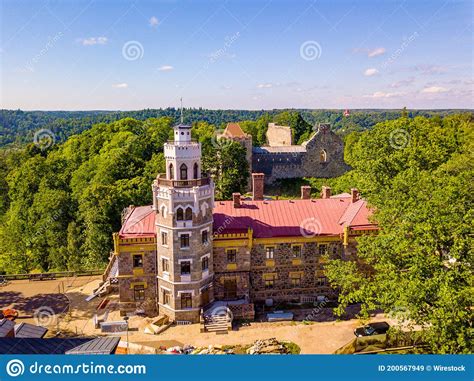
[0, 272, 402, 354]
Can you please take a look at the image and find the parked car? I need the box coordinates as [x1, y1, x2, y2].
[354, 322, 390, 337]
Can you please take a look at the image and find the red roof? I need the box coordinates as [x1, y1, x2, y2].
[213, 196, 375, 238]
[223, 123, 248, 138]
[119, 205, 156, 238]
[119, 196, 376, 239]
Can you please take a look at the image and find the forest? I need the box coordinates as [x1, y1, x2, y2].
[0, 108, 462, 147]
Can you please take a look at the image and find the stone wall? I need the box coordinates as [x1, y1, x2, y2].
[252, 124, 351, 184]
[266, 123, 293, 146]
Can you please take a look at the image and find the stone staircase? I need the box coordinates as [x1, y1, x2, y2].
[204, 315, 230, 334]
[202, 305, 233, 334]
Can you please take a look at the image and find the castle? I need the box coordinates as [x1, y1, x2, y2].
[109, 122, 377, 323]
[220, 122, 351, 184]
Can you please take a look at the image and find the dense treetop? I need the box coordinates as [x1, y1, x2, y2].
[0, 108, 465, 148]
[0, 117, 248, 273]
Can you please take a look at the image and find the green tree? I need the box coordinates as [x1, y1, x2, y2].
[324, 114, 473, 354]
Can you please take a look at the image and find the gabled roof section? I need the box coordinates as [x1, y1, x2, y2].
[223, 122, 247, 138]
[119, 205, 156, 239]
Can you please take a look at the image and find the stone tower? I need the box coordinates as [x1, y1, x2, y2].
[152, 123, 215, 323]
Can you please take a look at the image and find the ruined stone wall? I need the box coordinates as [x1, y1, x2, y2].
[252, 125, 351, 184]
[266, 123, 293, 146]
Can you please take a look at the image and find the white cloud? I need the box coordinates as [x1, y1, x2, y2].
[390, 77, 415, 88]
[364, 68, 379, 77]
[79, 37, 108, 46]
[364, 91, 405, 98]
[158, 65, 174, 71]
[257, 83, 273, 89]
[421, 86, 448, 94]
[149, 16, 159, 27]
[112, 83, 128, 88]
[368, 47, 386, 58]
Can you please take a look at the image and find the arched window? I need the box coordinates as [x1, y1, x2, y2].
[176, 208, 184, 221]
[193, 163, 198, 179]
[169, 163, 174, 180]
[320, 149, 327, 163]
[185, 207, 193, 221]
[180, 164, 188, 180]
[161, 206, 166, 217]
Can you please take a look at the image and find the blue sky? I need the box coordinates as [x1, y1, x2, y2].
[1, 0, 472, 110]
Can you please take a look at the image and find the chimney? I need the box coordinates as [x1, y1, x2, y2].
[301, 185, 311, 200]
[321, 186, 331, 199]
[232, 192, 241, 208]
[252, 173, 265, 200]
[351, 188, 359, 203]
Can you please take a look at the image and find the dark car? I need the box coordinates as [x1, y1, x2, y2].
[354, 322, 390, 337]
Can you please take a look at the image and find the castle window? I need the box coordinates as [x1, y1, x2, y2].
[193, 162, 198, 179]
[132, 254, 143, 268]
[227, 249, 237, 263]
[180, 234, 190, 248]
[161, 232, 168, 246]
[316, 277, 327, 287]
[180, 261, 191, 275]
[162, 289, 171, 305]
[292, 245, 302, 258]
[202, 230, 208, 244]
[162, 258, 169, 272]
[134, 285, 145, 301]
[180, 163, 188, 180]
[202, 256, 209, 271]
[169, 163, 174, 180]
[185, 207, 193, 221]
[263, 274, 276, 289]
[265, 246, 275, 259]
[176, 208, 184, 221]
[181, 293, 192, 309]
[319, 244, 328, 256]
[290, 273, 302, 287]
[320, 149, 327, 163]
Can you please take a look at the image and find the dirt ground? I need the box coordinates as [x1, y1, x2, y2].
[1, 277, 397, 353]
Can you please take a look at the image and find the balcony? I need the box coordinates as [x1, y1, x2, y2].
[156, 173, 210, 188]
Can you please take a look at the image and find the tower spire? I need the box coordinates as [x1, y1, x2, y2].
[180, 97, 183, 124]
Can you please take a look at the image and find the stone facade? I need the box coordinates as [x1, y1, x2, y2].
[252, 123, 351, 184]
[113, 122, 376, 323]
[266, 123, 293, 146]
